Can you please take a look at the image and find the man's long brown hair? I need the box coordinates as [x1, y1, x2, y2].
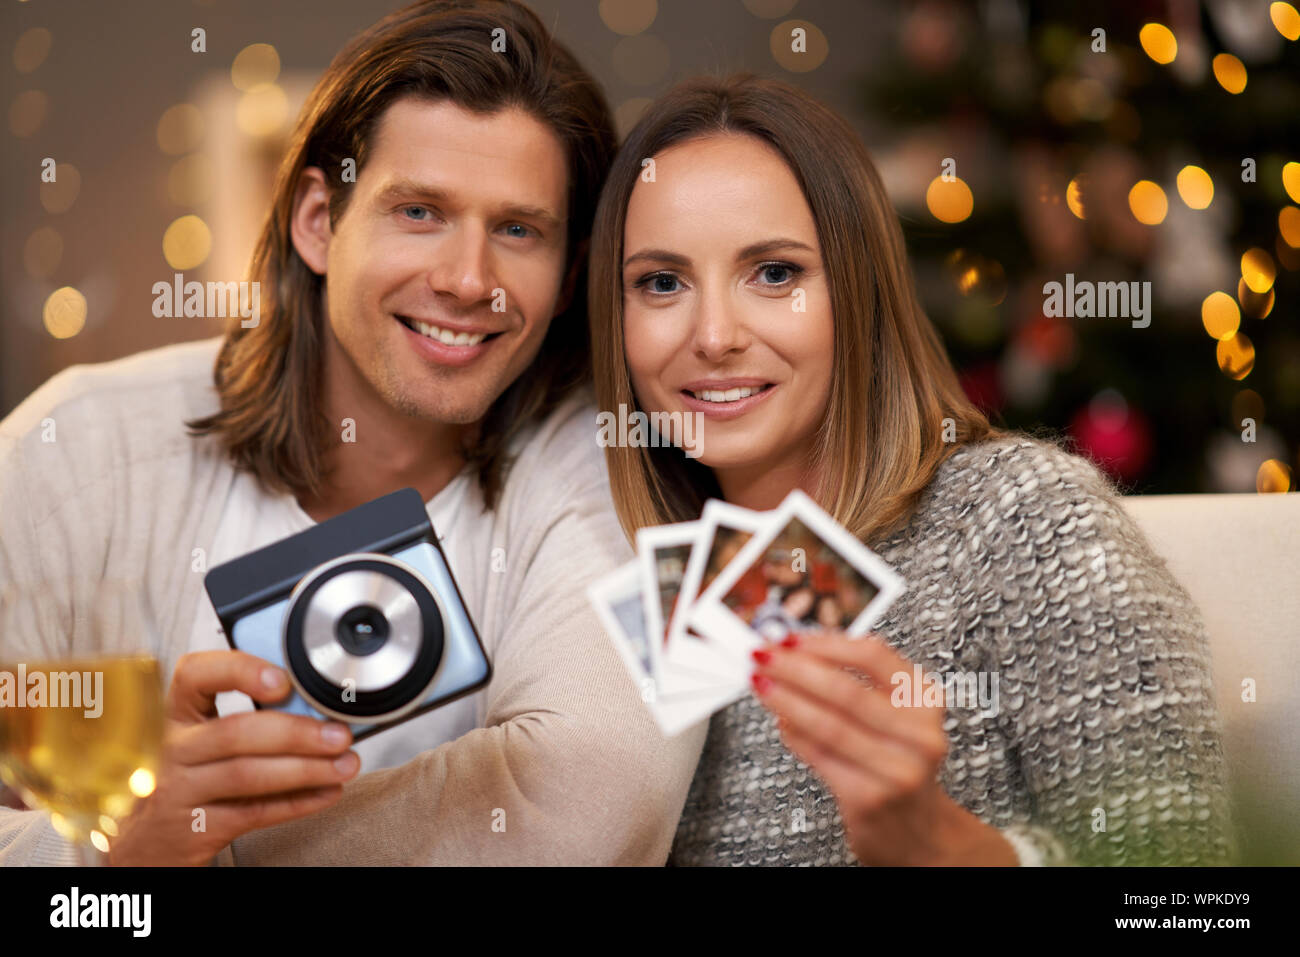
[187, 0, 616, 508]
[588, 75, 994, 545]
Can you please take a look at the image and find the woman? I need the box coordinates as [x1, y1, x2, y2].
[588, 75, 1237, 866]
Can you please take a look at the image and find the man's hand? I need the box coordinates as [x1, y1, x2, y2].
[105, 650, 360, 866]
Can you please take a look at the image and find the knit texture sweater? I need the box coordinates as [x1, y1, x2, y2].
[671, 436, 1238, 866]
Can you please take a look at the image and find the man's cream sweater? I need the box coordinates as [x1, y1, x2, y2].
[0, 337, 706, 865]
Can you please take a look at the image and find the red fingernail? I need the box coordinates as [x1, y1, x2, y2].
[781, 634, 800, 649]
[751, 673, 772, 695]
[752, 648, 773, 665]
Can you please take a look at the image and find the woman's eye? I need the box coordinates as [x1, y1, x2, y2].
[756, 262, 800, 285]
[635, 272, 682, 294]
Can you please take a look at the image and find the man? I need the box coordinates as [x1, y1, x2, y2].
[0, 0, 706, 865]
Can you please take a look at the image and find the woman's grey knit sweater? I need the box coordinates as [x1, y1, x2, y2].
[670, 436, 1238, 866]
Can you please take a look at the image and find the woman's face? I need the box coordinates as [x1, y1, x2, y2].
[621, 133, 834, 487]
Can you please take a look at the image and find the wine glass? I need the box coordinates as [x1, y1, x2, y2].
[0, 579, 165, 864]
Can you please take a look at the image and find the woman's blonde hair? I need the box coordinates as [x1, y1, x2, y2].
[588, 74, 994, 545]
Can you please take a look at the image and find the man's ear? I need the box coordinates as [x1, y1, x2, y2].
[290, 167, 334, 276]
[553, 237, 589, 317]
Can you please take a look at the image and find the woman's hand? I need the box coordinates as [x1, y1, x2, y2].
[750, 630, 1018, 866]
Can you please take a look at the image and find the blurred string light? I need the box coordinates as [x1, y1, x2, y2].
[8, 89, 46, 138]
[1271, 2, 1300, 41]
[39, 163, 80, 214]
[1066, 176, 1086, 219]
[1232, 388, 1264, 427]
[23, 227, 62, 279]
[1176, 165, 1213, 209]
[1237, 277, 1275, 319]
[43, 286, 86, 339]
[946, 249, 1007, 304]
[1241, 247, 1276, 293]
[1201, 291, 1240, 340]
[156, 104, 203, 155]
[1128, 180, 1167, 224]
[926, 175, 973, 223]
[1217, 331, 1255, 379]
[1280, 206, 1300, 247]
[1256, 458, 1293, 492]
[13, 27, 52, 73]
[598, 0, 657, 35]
[1139, 22, 1177, 64]
[231, 43, 288, 138]
[1283, 161, 1300, 203]
[770, 20, 828, 72]
[1211, 53, 1247, 93]
[163, 215, 212, 270]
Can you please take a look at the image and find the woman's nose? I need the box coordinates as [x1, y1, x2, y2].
[691, 289, 751, 361]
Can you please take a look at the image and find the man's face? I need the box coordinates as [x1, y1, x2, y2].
[318, 97, 571, 424]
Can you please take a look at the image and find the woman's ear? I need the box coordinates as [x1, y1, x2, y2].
[553, 237, 590, 317]
[290, 167, 333, 276]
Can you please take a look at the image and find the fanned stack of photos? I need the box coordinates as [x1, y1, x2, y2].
[587, 490, 906, 736]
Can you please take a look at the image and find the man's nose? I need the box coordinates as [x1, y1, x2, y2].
[428, 223, 494, 304]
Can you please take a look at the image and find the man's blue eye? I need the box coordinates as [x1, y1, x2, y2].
[404, 207, 428, 220]
[504, 224, 531, 238]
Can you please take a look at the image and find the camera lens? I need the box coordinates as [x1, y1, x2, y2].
[337, 604, 389, 656]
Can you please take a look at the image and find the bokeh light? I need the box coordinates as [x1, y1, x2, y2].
[1066, 176, 1087, 219]
[128, 768, 156, 798]
[1139, 23, 1177, 64]
[1128, 180, 1167, 225]
[230, 43, 280, 91]
[156, 104, 204, 155]
[1201, 291, 1240, 340]
[43, 286, 86, 339]
[1283, 162, 1300, 204]
[1211, 53, 1247, 93]
[599, 0, 657, 36]
[1216, 332, 1255, 380]
[1256, 459, 1293, 492]
[1241, 247, 1276, 293]
[927, 175, 974, 223]
[13, 27, 52, 73]
[1271, 2, 1300, 41]
[23, 227, 62, 279]
[1176, 165, 1213, 209]
[8, 89, 47, 138]
[1280, 206, 1300, 247]
[946, 249, 1007, 305]
[770, 20, 828, 72]
[163, 215, 212, 270]
[39, 163, 80, 214]
[1237, 277, 1275, 319]
[1232, 389, 1264, 427]
[235, 84, 289, 138]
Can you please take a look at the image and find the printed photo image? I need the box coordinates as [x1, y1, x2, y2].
[719, 516, 880, 641]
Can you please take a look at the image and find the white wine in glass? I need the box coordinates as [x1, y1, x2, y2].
[0, 581, 165, 861]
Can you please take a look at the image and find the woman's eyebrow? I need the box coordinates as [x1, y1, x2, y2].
[623, 238, 817, 270]
[735, 238, 816, 259]
[623, 248, 690, 269]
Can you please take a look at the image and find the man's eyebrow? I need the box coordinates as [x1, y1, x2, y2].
[623, 238, 816, 270]
[373, 178, 565, 228]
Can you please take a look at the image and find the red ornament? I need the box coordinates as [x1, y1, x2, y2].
[1068, 393, 1152, 481]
